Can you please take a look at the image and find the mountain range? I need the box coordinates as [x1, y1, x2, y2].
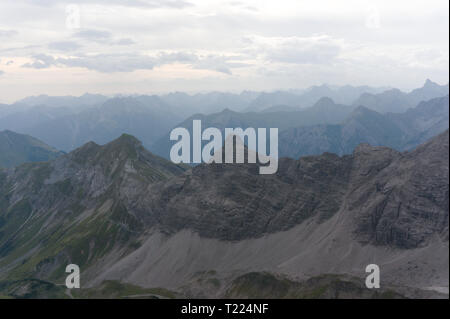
[0, 130, 447, 298]
[279, 95, 449, 158]
[353, 79, 449, 114]
[0, 97, 183, 152]
[151, 97, 355, 160]
[0, 80, 448, 299]
[152, 95, 449, 160]
[0, 80, 447, 155]
[16, 93, 109, 109]
[245, 84, 388, 112]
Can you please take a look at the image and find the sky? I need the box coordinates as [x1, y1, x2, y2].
[0, 0, 448, 103]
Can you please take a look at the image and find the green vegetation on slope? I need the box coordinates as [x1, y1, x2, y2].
[225, 273, 406, 299]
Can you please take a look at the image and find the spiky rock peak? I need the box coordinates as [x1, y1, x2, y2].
[141, 131, 449, 248]
[0, 132, 448, 298]
[424, 78, 438, 88]
[70, 134, 140, 161]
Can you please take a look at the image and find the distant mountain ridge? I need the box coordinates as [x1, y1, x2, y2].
[151, 97, 355, 159]
[5, 97, 183, 152]
[0, 130, 63, 168]
[279, 95, 449, 159]
[353, 79, 449, 113]
[245, 84, 389, 112]
[17, 93, 109, 108]
[1, 80, 448, 155]
[153, 95, 449, 160]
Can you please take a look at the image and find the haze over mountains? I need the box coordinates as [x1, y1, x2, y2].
[152, 93, 449, 160]
[353, 80, 450, 114]
[17, 94, 109, 110]
[0, 0, 448, 301]
[279, 95, 449, 158]
[0, 80, 447, 155]
[245, 84, 388, 112]
[0, 130, 63, 168]
[0, 79, 448, 299]
[23, 97, 182, 152]
[151, 97, 356, 160]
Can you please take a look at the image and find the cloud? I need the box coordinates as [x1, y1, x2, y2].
[73, 29, 112, 42]
[155, 52, 243, 74]
[12, 0, 193, 9]
[72, 30, 136, 46]
[21, 51, 247, 74]
[21, 52, 180, 72]
[248, 35, 343, 65]
[415, 49, 445, 62]
[0, 45, 42, 55]
[0, 0, 448, 101]
[192, 55, 248, 74]
[0, 29, 18, 37]
[157, 51, 198, 63]
[48, 41, 82, 51]
[57, 54, 157, 72]
[115, 38, 136, 46]
[227, 1, 259, 12]
[22, 54, 57, 69]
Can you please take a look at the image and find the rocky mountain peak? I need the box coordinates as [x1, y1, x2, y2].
[313, 96, 336, 109]
[57, 134, 187, 191]
[424, 78, 439, 88]
[68, 134, 141, 164]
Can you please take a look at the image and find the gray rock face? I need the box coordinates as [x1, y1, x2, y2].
[0, 135, 188, 277]
[349, 130, 449, 248]
[142, 131, 449, 248]
[141, 153, 352, 241]
[0, 131, 448, 296]
[0, 131, 447, 257]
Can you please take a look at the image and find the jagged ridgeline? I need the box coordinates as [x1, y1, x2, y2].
[0, 134, 188, 283]
[0, 131, 448, 298]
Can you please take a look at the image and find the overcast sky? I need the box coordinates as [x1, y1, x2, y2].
[0, 0, 448, 103]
